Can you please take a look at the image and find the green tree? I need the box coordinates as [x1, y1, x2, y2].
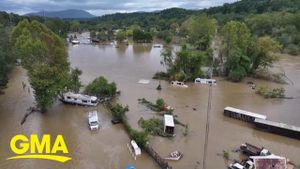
[67, 67, 82, 93]
[182, 15, 217, 50]
[133, 28, 153, 43]
[225, 49, 251, 81]
[116, 30, 127, 42]
[0, 25, 15, 92]
[251, 36, 282, 72]
[221, 21, 252, 81]
[11, 20, 70, 112]
[70, 20, 81, 32]
[84, 76, 117, 97]
[222, 21, 251, 57]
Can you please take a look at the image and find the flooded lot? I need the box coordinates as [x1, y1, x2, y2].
[0, 34, 299, 169]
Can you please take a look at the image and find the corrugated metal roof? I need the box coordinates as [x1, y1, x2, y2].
[225, 107, 267, 120]
[164, 114, 175, 127]
[251, 155, 286, 169]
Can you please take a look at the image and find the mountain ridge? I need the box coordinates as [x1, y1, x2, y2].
[25, 9, 95, 19]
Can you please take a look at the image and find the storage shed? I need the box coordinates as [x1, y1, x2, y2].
[164, 114, 175, 134]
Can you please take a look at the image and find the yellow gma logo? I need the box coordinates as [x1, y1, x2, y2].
[7, 134, 71, 163]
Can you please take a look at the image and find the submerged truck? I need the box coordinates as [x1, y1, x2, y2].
[240, 143, 271, 156]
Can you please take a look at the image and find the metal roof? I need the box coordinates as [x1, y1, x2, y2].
[164, 114, 175, 127]
[254, 118, 300, 132]
[88, 111, 98, 122]
[224, 107, 267, 120]
[250, 155, 286, 169]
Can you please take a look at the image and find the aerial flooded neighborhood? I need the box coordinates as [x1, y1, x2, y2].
[0, 0, 299, 169]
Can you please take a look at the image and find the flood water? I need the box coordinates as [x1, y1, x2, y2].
[0, 33, 299, 169]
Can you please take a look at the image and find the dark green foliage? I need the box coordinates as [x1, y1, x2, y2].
[138, 117, 168, 137]
[225, 49, 250, 82]
[246, 12, 299, 55]
[0, 26, 16, 92]
[156, 30, 172, 44]
[45, 19, 70, 38]
[11, 20, 70, 112]
[129, 129, 148, 148]
[156, 99, 165, 111]
[67, 67, 82, 93]
[116, 30, 127, 42]
[84, 76, 117, 97]
[205, 0, 300, 15]
[133, 28, 153, 43]
[109, 103, 129, 121]
[221, 21, 280, 81]
[138, 98, 170, 112]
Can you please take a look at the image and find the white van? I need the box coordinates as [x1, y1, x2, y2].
[88, 111, 99, 130]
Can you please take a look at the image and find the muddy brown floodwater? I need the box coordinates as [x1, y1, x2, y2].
[0, 33, 299, 169]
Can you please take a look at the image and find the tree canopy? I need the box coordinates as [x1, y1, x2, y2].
[11, 20, 70, 112]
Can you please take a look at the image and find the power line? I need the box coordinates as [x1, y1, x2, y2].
[202, 37, 216, 169]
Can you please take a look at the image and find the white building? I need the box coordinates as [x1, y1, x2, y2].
[164, 114, 175, 134]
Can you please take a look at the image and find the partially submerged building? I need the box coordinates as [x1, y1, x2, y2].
[250, 155, 287, 169]
[164, 114, 175, 135]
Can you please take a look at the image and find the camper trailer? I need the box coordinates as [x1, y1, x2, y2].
[194, 78, 217, 85]
[60, 92, 98, 106]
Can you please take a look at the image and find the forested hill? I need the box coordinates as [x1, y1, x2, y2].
[204, 0, 300, 14]
[93, 8, 197, 29]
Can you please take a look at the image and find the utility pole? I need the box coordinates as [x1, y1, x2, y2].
[202, 35, 216, 169]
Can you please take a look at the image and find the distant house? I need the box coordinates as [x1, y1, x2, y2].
[164, 114, 175, 135]
[250, 155, 286, 169]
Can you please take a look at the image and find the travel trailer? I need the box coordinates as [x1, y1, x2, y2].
[60, 92, 98, 106]
[194, 78, 217, 85]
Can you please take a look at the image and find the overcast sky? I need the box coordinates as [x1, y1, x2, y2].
[0, 0, 239, 16]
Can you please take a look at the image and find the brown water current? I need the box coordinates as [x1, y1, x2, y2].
[0, 33, 299, 169]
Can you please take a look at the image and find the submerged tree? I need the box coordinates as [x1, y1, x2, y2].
[116, 30, 127, 42]
[221, 21, 252, 81]
[84, 76, 117, 97]
[11, 20, 70, 112]
[251, 36, 282, 72]
[67, 67, 82, 93]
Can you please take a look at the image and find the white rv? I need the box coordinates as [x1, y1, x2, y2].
[171, 81, 188, 88]
[88, 111, 99, 130]
[194, 78, 217, 85]
[60, 92, 98, 106]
